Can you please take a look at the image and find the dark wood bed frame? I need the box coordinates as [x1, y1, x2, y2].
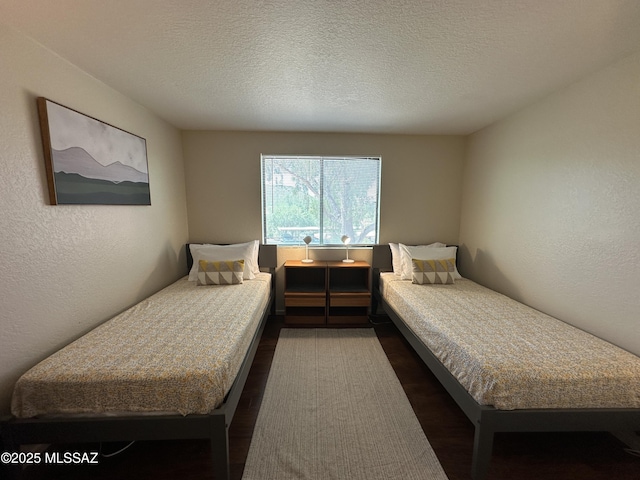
[371, 244, 640, 480]
[0, 243, 277, 480]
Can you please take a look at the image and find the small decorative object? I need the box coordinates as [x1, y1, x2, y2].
[302, 235, 314, 263]
[341, 235, 354, 263]
[37, 97, 150, 205]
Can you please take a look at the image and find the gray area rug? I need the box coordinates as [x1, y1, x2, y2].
[242, 328, 449, 480]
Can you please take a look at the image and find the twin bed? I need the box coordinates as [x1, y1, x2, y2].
[1, 242, 277, 480]
[372, 243, 640, 480]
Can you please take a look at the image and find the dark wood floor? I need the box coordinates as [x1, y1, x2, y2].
[21, 316, 639, 480]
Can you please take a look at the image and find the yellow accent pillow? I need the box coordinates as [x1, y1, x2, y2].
[412, 258, 455, 285]
[197, 259, 244, 285]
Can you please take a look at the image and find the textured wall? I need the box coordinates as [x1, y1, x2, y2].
[459, 52, 640, 356]
[0, 24, 189, 413]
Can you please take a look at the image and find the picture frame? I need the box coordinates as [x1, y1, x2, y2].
[37, 97, 151, 205]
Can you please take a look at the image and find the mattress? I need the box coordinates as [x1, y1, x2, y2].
[11, 273, 271, 418]
[381, 273, 640, 410]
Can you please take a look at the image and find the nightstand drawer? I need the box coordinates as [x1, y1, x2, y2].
[285, 294, 326, 307]
[329, 293, 370, 307]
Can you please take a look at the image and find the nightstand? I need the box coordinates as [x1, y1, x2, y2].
[284, 260, 327, 325]
[327, 261, 371, 325]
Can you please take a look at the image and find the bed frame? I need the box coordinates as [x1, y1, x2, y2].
[371, 244, 640, 480]
[0, 243, 277, 480]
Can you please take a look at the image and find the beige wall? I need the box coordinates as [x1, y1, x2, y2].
[460, 52, 640, 356]
[0, 24, 189, 413]
[183, 131, 466, 310]
[183, 131, 465, 245]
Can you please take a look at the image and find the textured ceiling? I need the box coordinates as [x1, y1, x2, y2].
[2, 0, 640, 134]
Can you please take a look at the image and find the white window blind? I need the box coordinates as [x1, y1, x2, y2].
[261, 155, 381, 246]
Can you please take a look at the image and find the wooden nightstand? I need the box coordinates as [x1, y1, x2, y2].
[327, 261, 371, 325]
[284, 260, 371, 326]
[284, 260, 327, 325]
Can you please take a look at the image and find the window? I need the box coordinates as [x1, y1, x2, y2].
[261, 155, 381, 246]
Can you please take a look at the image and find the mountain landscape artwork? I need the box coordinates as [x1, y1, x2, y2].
[38, 98, 150, 205]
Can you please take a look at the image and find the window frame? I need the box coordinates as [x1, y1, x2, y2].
[260, 155, 382, 246]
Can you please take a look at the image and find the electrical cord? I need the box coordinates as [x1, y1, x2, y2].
[613, 431, 640, 458]
[624, 448, 640, 458]
[99, 441, 135, 458]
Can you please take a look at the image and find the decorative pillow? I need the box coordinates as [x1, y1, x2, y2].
[399, 244, 460, 280]
[412, 258, 456, 285]
[197, 259, 244, 285]
[188, 241, 259, 281]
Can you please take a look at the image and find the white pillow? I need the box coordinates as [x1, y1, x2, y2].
[389, 243, 401, 275]
[390, 242, 445, 276]
[189, 241, 259, 281]
[399, 243, 461, 280]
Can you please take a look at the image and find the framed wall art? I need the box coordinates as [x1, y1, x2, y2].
[37, 97, 151, 205]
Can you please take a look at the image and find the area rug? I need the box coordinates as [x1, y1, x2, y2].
[242, 328, 449, 480]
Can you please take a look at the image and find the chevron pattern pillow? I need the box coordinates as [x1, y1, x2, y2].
[412, 258, 456, 285]
[197, 259, 244, 285]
